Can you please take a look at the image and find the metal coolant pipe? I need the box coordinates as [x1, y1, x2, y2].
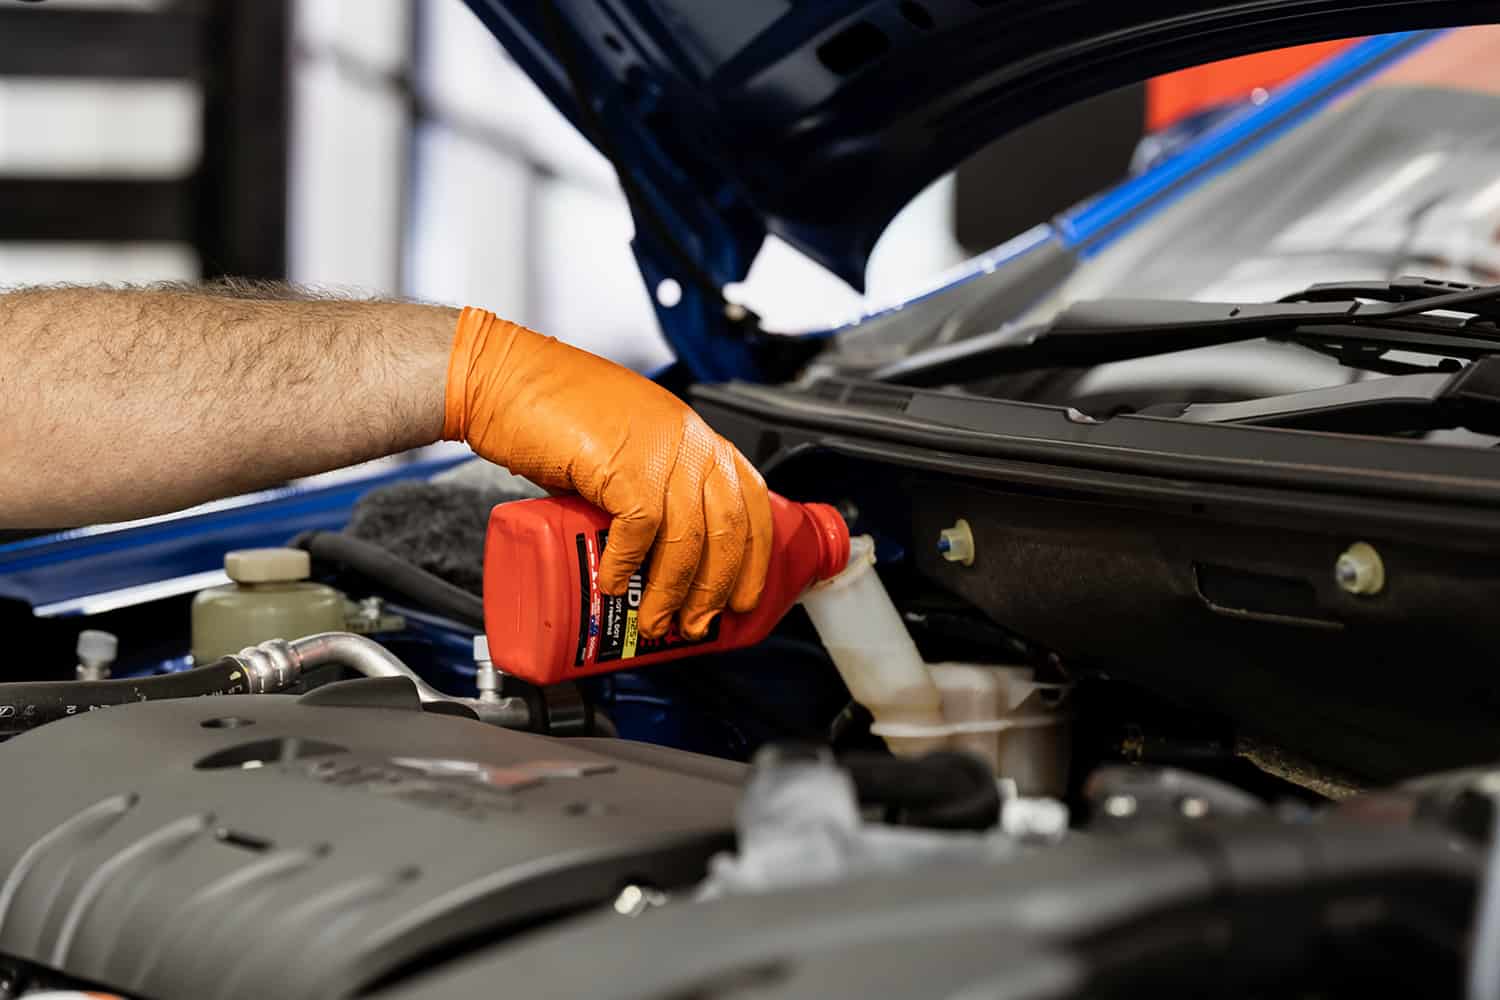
[236, 632, 453, 703]
[0, 632, 528, 738]
[236, 632, 530, 727]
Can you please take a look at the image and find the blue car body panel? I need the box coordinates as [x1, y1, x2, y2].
[0, 455, 470, 614]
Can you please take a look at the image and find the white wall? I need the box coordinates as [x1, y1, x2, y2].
[404, 122, 532, 319]
[288, 0, 411, 294]
[531, 177, 667, 369]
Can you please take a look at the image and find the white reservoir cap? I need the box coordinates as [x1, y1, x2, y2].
[473, 634, 491, 662]
[225, 548, 311, 584]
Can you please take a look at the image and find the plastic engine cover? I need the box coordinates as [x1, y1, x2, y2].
[0, 678, 741, 1000]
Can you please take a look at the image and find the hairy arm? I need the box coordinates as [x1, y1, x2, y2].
[0, 281, 456, 528]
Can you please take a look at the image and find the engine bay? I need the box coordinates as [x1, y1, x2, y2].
[11, 277, 1500, 998]
[4, 395, 1500, 998]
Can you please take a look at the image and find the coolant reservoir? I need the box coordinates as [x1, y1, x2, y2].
[191, 548, 345, 662]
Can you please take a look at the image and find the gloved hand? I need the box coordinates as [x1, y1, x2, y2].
[444, 307, 773, 639]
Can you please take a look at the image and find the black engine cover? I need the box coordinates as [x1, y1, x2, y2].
[0, 679, 740, 1000]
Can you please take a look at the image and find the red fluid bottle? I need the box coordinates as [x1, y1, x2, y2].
[483, 493, 850, 685]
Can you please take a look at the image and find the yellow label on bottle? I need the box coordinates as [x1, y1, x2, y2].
[622, 610, 639, 659]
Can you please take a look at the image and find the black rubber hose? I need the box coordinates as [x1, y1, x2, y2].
[293, 530, 485, 627]
[0, 657, 249, 738]
[842, 751, 1002, 830]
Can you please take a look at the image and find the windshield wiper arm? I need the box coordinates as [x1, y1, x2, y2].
[874, 279, 1500, 387]
[1161, 357, 1500, 436]
[1281, 275, 1500, 322]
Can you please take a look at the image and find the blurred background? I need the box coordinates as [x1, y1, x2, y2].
[0, 0, 977, 372]
[0, 0, 1353, 373]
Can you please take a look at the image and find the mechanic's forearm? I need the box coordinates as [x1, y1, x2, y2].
[0, 283, 456, 527]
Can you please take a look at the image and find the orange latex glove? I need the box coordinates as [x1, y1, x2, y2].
[444, 307, 773, 639]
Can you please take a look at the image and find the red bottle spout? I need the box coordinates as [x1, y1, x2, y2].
[792, 501, 851, 582]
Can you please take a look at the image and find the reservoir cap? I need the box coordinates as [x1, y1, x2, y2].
[225, 547, 312, 584]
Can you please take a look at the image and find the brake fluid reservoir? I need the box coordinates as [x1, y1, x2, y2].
[191, 548, 346, 662]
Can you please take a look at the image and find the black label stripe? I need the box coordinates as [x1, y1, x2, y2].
[573, 532, 591, 666]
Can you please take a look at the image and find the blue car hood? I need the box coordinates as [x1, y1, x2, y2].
[461, 1, 1492, 373]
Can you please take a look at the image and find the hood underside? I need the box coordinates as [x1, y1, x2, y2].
[461, 1, 1497, 294]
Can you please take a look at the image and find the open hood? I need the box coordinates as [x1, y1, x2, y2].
[461, 1, 1494, 376]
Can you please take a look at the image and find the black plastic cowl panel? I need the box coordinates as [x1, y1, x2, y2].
[0, 684, 740, 1000]
[692, 379, 1500, 782]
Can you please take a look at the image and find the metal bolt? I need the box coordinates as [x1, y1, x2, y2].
[1103, 794, 1137, 819]
[76, 629, 118, 682]
[1179, 796, 1210, 820]
[474, 635, 503, 704]
[1335, 542, 1385, 596]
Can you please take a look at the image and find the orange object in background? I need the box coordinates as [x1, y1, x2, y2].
[484, 493, 849, 685]
[1146, 39, 1362, 131]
